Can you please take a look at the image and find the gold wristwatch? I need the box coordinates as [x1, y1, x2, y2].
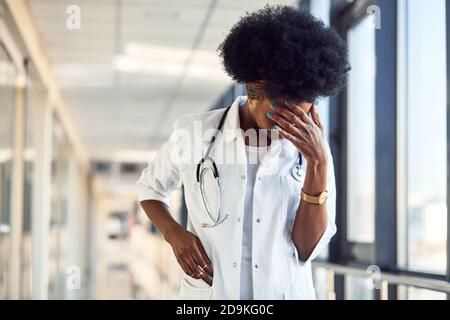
[301, 189, 328, 205]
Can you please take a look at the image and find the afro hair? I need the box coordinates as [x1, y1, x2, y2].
[217, 5, 350, 103]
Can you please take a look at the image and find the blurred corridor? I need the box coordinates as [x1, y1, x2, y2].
[0, 0, 449, 300]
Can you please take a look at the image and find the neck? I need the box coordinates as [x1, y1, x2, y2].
[239, 99, 259, 131]
[239, 99, 271, 147]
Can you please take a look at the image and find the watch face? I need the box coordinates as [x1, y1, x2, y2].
[319, 192, 328, 204]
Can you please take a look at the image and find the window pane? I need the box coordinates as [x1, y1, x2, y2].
[346, 15, 376, 243]
[310, 0, 331, 260]
[21, 64, 46, 299]
[49, 116, 71, 299]
[398, 285, 447, 300]
[344, 275, 374, 300]
[310, 0, 331, 140]
[406, 0, 447, 274]
[0, 43, 17, 299]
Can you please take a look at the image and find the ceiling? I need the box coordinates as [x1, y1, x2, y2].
[27, 0, 297, 161]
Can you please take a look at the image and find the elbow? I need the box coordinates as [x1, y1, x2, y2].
[291, 223, 329, 262]
[298, 248, 313, 263]
[291, 232, 313, 262]
[299, 250, 313, 262]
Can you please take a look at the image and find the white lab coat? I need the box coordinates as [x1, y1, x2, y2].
[136, 95, 337, 300]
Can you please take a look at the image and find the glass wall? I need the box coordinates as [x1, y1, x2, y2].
[0, 2, 97, 300]
[403, 0, 447, 275]
[405, 286, 447, 300]
[320, 0, 449, 300]
[21, 64, 46, 299]
[344, 276, 375, 300]
[0, 43, 17, 299]
[310, 0, 331, 142]
[48, 116, 71, 299]
[309, 0, 331, 264]
[346, 14, 376, 245]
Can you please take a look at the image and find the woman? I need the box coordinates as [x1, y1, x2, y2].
[136, 5, 349, 300]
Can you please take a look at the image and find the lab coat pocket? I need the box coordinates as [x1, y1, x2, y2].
[308, 287, 317, 300]
[288, 264, 316, 300]
[280, 175, 302, 285]
[182, 172, 212, 226]
[177, 275, 213, 300]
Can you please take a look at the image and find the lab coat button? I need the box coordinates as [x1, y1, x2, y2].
[254, 264, 259, 269]
[256, 218, 261, 223]
[237, 217, 241, 222]
[233, 262, 237, 268]
[241, 175, 246, 181]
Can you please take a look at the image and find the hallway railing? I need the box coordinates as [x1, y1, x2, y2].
[312, 261, 450, 300]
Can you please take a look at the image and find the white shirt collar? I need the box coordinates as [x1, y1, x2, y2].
[222, 95, 298, 160]
[223, 95, 246, 143]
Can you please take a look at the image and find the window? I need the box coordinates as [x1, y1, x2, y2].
[406, 287, 447, 300]
[344, 275, 375, 300]
[48, 116, 71, 299]
[346, 15, 376, 244]
[21, 64, 46, 299]
[0, 43, 17, 299]
[398, 285, 447, 300]
[309, 0, 332, 260]
[402, 0, 447, 274]
[310, 0, 331, 142]
[313, 0, 448, 300]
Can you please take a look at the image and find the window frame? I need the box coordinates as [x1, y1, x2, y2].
[327, 0, 450, 300]
[330, 0, 400, 299]
[205, 0, 450, 300]
[446, 0, 450, 297]
[329, 0, 377, 261]
[0, 8, 27, 299]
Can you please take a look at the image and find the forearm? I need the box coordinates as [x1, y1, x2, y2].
[291, 160, 328, 261]
[140, 200, 213, 283]
[139, 200, 183, 241]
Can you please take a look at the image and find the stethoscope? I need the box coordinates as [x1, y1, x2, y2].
[196, 106, 304, 228]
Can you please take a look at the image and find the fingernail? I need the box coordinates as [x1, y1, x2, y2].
[272, 125, 279, 130]
[271, 103, 278, 109]
[267, 112, 273, 118]
[284, 100, 291, 106]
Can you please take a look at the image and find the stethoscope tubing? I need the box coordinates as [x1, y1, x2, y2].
[196, 106, 303, 227]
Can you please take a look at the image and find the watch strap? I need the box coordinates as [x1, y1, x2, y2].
[301, 189, 328, 205]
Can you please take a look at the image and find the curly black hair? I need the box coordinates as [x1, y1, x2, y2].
[217, 5, 350, 103]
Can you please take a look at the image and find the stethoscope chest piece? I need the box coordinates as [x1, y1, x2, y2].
[291, 164, 305, 182]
